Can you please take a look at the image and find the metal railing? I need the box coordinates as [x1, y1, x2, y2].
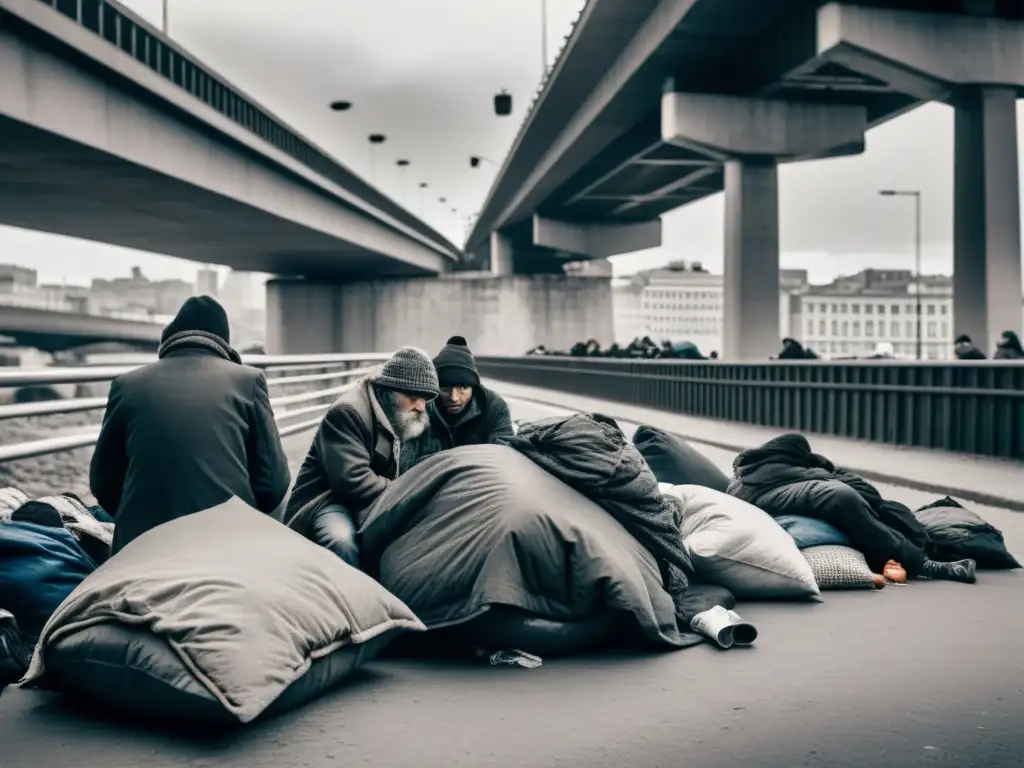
[476, 356, 1024, 460]
[0, 353, 389, 463]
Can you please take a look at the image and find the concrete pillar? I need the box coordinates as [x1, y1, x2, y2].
[722, 159, 781, 361]
[265, 275, 613, 356]
[953, 86, 1022, 353]
[489, 231, 514, 276]
[662, 90, 868, 361]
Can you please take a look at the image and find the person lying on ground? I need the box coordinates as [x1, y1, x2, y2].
[727, 433, 976, 584]
[420, 336, 513, 456]
[90, 296, 290, 555]
[284, 347, 439, 567]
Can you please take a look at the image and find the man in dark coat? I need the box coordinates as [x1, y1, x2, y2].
[727, 433, 977, 583]
[422, 336, 514, 454]
[90, 295, 291, 555]
[284, 347, 439, 566]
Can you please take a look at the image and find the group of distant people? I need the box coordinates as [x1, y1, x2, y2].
[89, 295, 513, 564]
[527, 336, 716, 360]
[529, 329, 1024, 362]
[954, 331, 1024, 360]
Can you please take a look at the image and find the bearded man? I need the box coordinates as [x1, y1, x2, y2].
[284, 346, 438, 566]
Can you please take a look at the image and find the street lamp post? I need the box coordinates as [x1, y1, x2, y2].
[880, 189, 923, 360]
[396, 159, 410, 207]
[162, 0, 169, 34]
[368, 134, 386, 185]
[541, 0, 548, 79]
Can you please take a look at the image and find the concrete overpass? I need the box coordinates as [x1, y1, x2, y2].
[0, 304, 162, 352]
[466, 0, 1024, 359]
[0, 0, 460, 279]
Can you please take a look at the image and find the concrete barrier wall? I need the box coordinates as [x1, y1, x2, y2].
[266, 275, 613, 356]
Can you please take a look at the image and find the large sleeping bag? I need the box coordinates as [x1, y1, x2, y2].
[0, 521, 96, 638]
[915, 497, 1020, 569]
[20, 498, 425, 724]
[633, 426, 730, 492]
[358, 444, 702, 653]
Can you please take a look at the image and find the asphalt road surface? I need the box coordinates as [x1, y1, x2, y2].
[1, 398, 1021, 768]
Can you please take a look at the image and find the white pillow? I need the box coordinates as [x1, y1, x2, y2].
[663, 484, 821, 600]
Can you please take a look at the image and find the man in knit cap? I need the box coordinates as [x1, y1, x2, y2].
[422, 336, 514, 456]
[284, 346, 440, 566]
[90, 295, 291, 554]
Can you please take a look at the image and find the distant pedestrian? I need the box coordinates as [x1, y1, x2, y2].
[90, 295, 291, 555]
[954, 334, 986, 360]
[993, 330, 1024, 360]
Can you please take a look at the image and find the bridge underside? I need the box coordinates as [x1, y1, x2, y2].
[471, 0, 1024, 242]
[0, 115, 439, 280]
[0, 305, 162, 353]
[0, 6, 454, 279]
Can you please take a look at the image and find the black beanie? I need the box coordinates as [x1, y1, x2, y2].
[433, 335, 480, 388]
[161, 295, 231, 344]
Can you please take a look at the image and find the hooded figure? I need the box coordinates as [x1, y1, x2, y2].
[422, 335, 514, 455]
[994, 330, 1024, 360]
[284, 346, 440, 567]
[90, 295, 291, 555]
[954, 334, 987, 360]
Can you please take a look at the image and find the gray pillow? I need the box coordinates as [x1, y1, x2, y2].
[802, 545, 876, 589]
[21, 498, 425, 724]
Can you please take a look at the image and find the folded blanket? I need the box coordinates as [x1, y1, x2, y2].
[12, 494, 114, 565]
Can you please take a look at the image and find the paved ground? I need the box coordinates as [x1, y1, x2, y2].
[1, 394, 1021, 768]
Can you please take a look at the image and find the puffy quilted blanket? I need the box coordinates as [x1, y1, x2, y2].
[504, 414, 693, 621]
[358, 444, 693, 647]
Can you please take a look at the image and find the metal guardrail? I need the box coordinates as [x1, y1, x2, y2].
[476, 356, 1024, 461]
[0, 353, 390, 462]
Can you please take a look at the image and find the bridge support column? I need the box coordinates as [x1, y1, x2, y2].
[953, 88, 1022, 352]
[662, 89, 868, 360]
[266, 275, 612, 357]
[723, 159, 781, 363]
[489, 231, 514, 276]
[813, 3, 1024, 350]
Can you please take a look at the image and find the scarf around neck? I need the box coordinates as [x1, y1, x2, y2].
[157, 330, 241, 364]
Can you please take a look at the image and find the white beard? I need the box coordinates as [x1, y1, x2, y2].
[398, 410, 429, 440]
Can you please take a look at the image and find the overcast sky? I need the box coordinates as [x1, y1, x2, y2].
[6, 0, 1024, 287]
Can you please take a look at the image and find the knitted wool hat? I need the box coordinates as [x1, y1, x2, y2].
[374, 347, 440, 398]
[433, 335, 480, 388]
[162, 295, 231, 344]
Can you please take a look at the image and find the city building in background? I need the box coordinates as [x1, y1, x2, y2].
[0, 262, 269, 351]
[215, 270, 267, 350]
[90, 266, 193, 320]
[609, 264, 1022, 360]
[790, 269, 953, 360]
[195, 267, 219, 297]
[612, 261, 804, 357]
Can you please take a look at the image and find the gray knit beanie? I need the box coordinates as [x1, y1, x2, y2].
[374, 346, 440, 399]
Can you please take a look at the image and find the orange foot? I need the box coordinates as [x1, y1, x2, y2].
[870, 573, 887, 589]
[883, 560, 907, 583]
